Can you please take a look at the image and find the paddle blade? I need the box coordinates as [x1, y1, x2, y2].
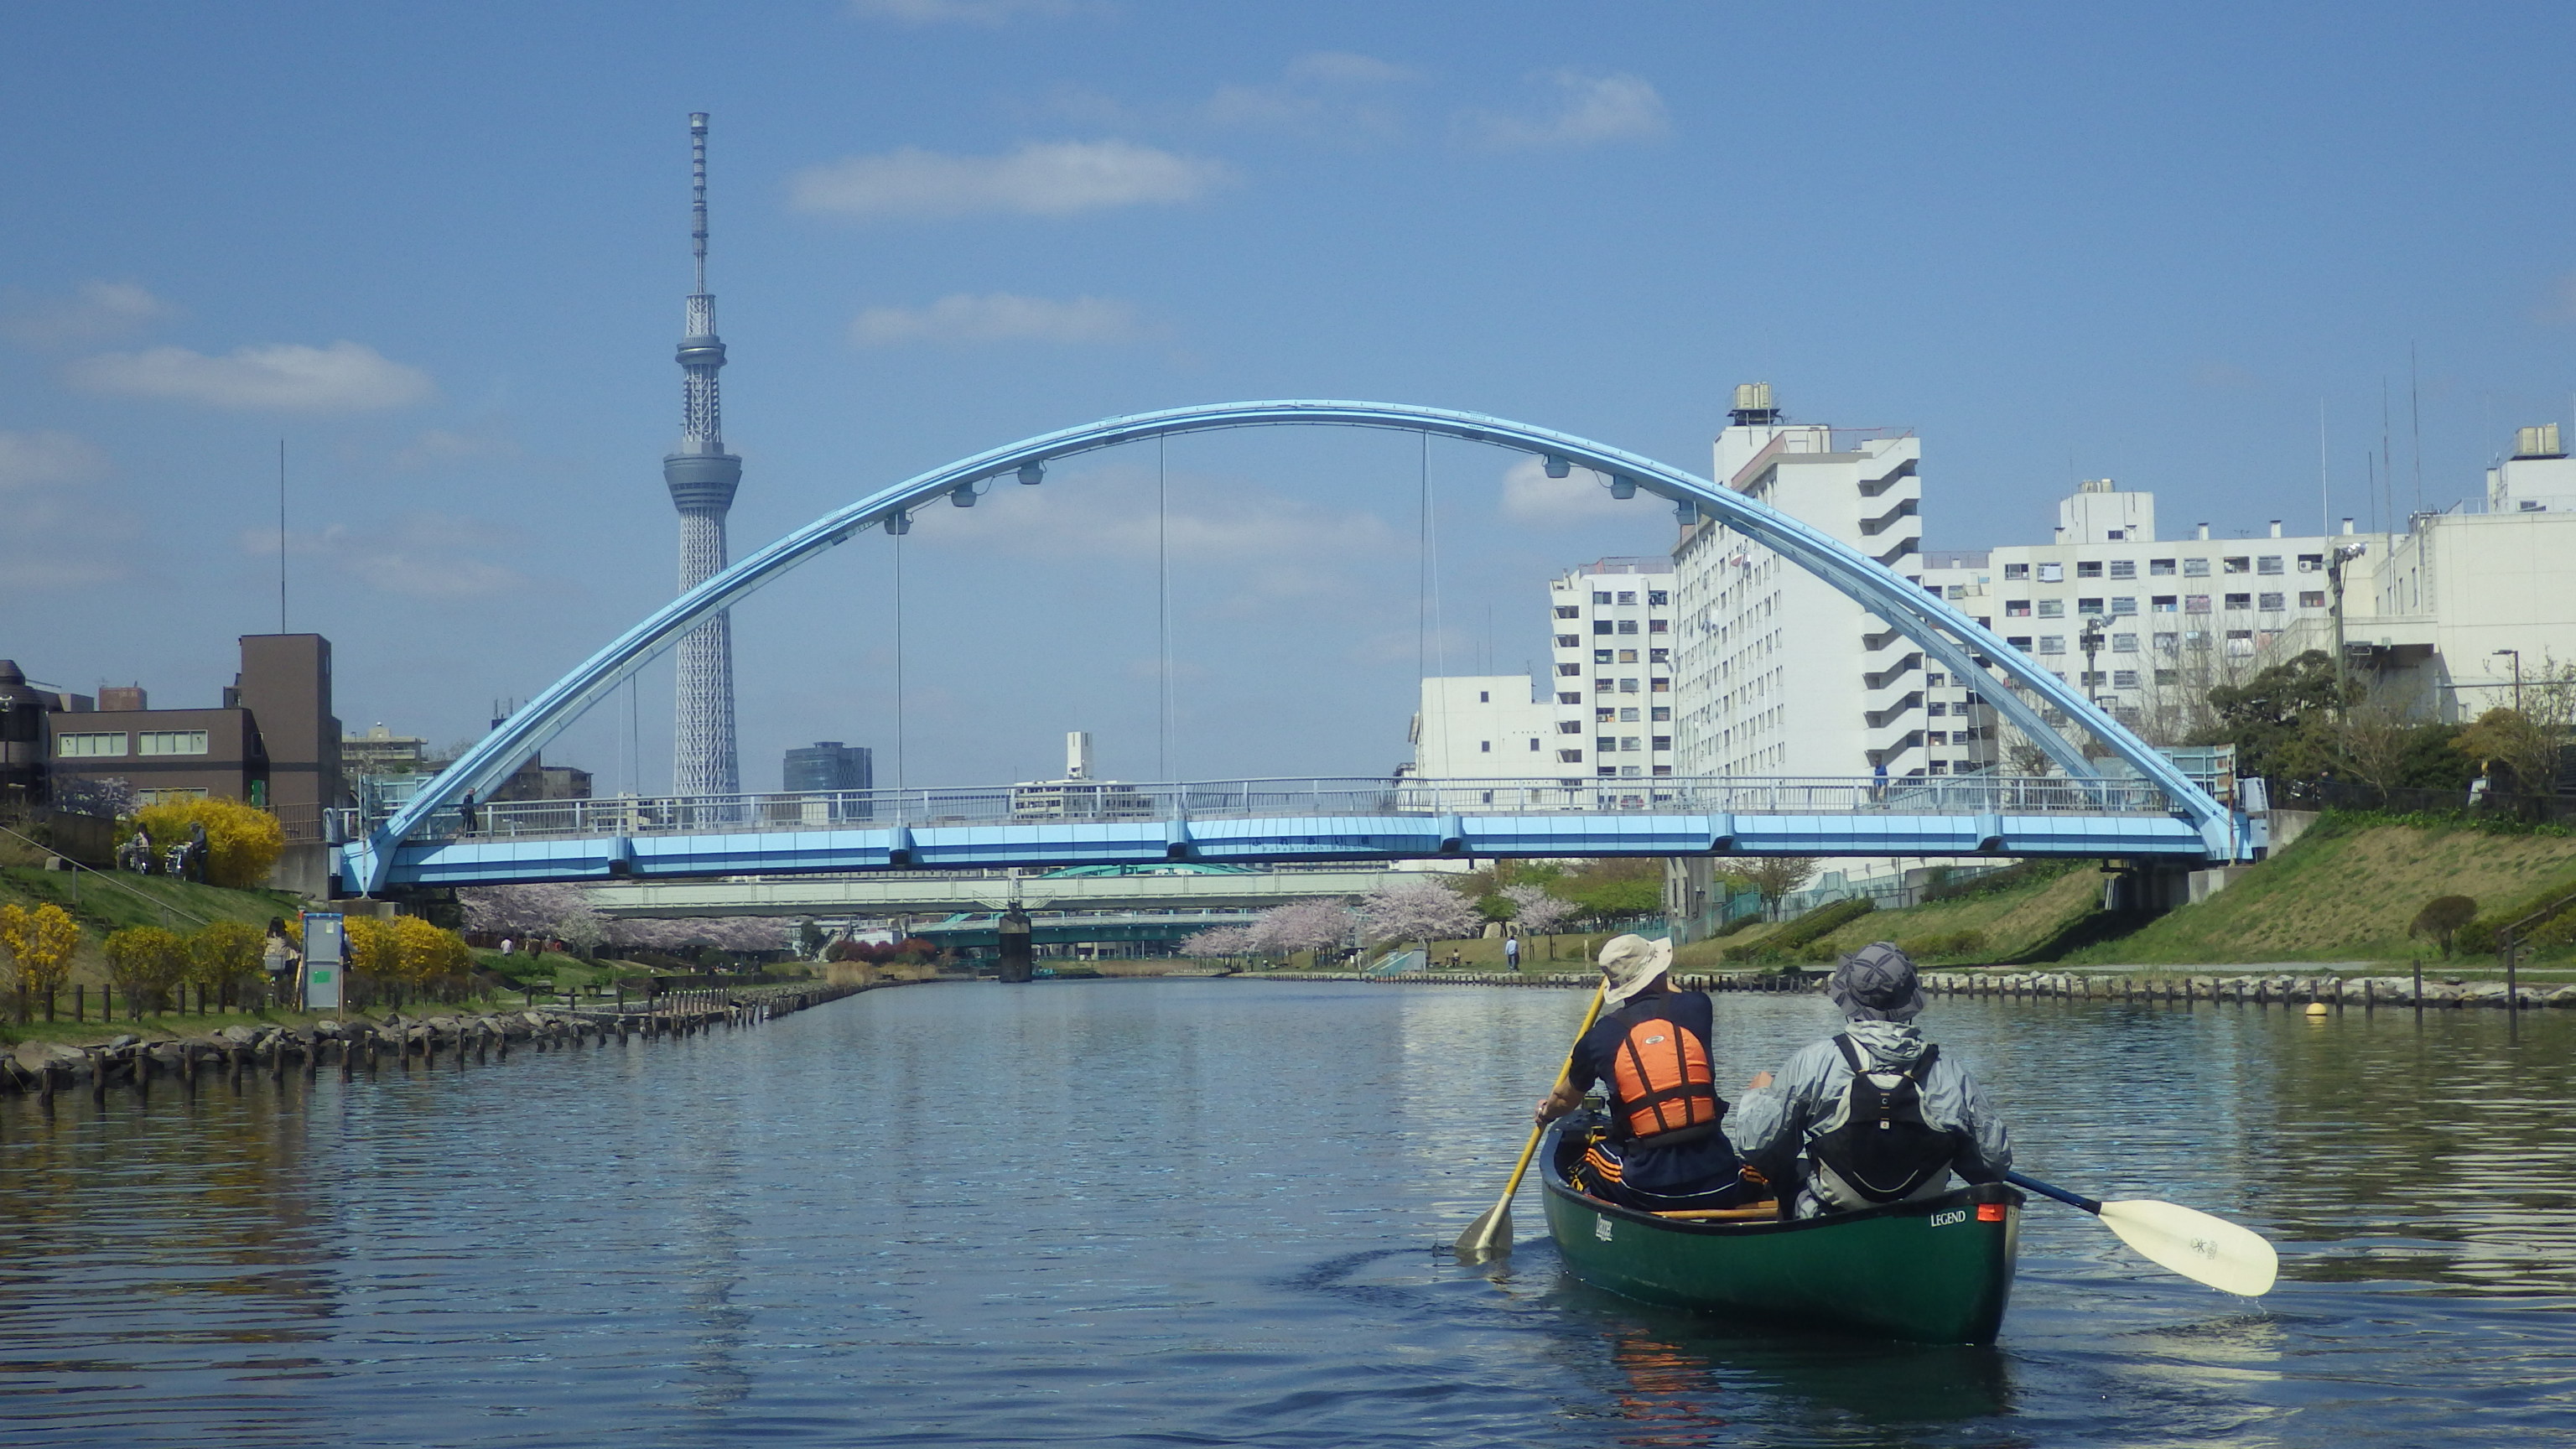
[2097, 1198, 2278, 1296]
[1453, 1201, 1514, 1261]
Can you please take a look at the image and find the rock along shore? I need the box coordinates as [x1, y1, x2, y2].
[2, 979, 887, 1099]
[1239, 969, 2574, 1010]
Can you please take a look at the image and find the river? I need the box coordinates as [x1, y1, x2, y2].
[2, 979, 2569, 1447]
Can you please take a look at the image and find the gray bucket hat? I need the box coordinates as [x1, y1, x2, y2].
[1596, 934, 1674, 1008]
[1830, 942, 1926, 1021]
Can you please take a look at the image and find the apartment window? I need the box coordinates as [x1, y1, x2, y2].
[1927, 701, 1949, 717]
[2257, 556, 2284, 575]
[1927, 760, 1950, 776]
[1478, 690, 1490, 703]
[1925, 731, 1948, 746]
[2037, 563, 2064, 582]
[1620, 765, 1642, 779]
[1557, 692, 1581, 704]
[2037, 636, 2066, 655]
[1597, 766, 1618, 778]
[1595, 678, 1614, 693]
[1926, 673, 1947, 687]
[1616, 591, 1637, 605]
[2112, 633, 2138, 652]
[1597, 706, 1618, 722]
[2077, 560, 2104, 579]
[1647, 618, 1667, 633]
[2183, 558, 2210, 577]
[1593, 621, 1613, 636]
[138, 730, 210, 756]
[2152, 595, 2178, 612]
[1619, 678, 1640, 693]
[1650, 678, 1670, 693]
[1946, 584, 1968, 600]
[1478, 740, 1492, 753]
[2110, 596, 2137, 615]
[1652, 765, 1673, 777]
[2154, 632, 2180, 651]
[2003, 563, 2029, 580]
[2150, 558, 2177, 575]
[1646, 589, 1669, 605]
[1555, 605, 1579, 619]
[2155, 668, 2179, 685]
[2225, 592, 2252, 610]
[1648, 648, 1670, 665]
[2299, 590, 2326, 609]
[1556, 720, 1582, 734]
[2185, 595, 2211, 614]
[2037, 599, 2065, 618]
[1617, 736, 1639, 752]
[1613, 649, 1636, 664]
[2258, 592, 2286, 612]
[1615, 619, 1639, 635]
[1651, 706, 1671, 722]
[1558, 749, 1583, 763]
[1618, 707, 1639, 722]
[1593, 591, 1613, 605]
[2224, 556, 2251, 574]
[2108, 559, 2137, 579]
[55, 732, 127, 758]
[2004, 600, 2031, 617]
[1555, 633, 1579, 647]
[2298, 554, 2324, 573]
[2225, 629, 2255, 656]
[136, 787, 209, 806]
[1556, 662, 1581, 677]
[2080, 670, 2107, 687]
[1597, 736, 1617, 752]
[2007, 636, 2034, 650]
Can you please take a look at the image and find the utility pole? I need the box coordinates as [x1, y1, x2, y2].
[2329, 543, 2369, 712]
[2493, 647, 2524, 714]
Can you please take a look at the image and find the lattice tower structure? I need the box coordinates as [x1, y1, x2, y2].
[664, 112, 742, 797]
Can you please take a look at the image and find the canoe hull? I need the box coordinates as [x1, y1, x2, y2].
[1541, 1141, 2023, 1345]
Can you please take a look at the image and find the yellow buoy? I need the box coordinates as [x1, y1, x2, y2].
[2304, 1001, 2331, 1016]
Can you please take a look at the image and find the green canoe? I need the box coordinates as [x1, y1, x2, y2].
[1540, 1127, 2025, 1345]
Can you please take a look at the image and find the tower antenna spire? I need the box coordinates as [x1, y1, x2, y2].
[666, 111, 742, 797]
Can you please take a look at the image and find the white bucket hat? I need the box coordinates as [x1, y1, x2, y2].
[1597, 934, 1674, 1007]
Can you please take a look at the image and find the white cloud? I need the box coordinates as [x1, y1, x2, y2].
[1462, 71, 1670, 150]
[244, 512, 527, 599]
[851, 293, 1144, 345]
[848, 0, 1092, 23]
[1206, 52, 1415, 138]
[0, 280, 175, 345]
[0, 429, 111, 492]
[70, 340, 434, 412]
[1498, 456, 1633, 523]
[790, 140, 1229, 221]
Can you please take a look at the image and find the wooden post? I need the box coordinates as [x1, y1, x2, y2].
[2412, 956, 2423, 1018]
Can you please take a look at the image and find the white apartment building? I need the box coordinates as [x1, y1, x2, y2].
[1407, 676, 1559, 779]
[1671, 384, 1927, 778]
[1544, 558, 1680, 781]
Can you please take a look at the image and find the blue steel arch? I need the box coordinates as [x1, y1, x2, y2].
[347, 400, 2227, 893]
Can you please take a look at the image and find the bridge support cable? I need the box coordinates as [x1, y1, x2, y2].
[346, 401, 2232, 894]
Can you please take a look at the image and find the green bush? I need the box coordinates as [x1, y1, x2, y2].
[1742, 896, 1876, 959]
[2454, 874, 2576, 956]
[1899, 929, 1991, 960]
[2407, 896, 2479, 958]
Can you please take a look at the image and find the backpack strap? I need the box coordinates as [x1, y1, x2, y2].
[1907, 1042, 1940, 1084]
[1831, 1033, 1863, 1072]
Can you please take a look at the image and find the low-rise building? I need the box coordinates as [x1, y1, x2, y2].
[1408, 676, 1558, 779]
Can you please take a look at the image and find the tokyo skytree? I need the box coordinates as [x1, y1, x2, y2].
[664, 112, 741, 797]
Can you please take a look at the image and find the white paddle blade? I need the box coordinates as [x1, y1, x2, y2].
[2098, 1199, 2278, 1296]
[1454, 1202, 1513, 1261]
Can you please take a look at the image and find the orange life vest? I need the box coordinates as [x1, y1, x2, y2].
[1611, 1015, 1723, 1142]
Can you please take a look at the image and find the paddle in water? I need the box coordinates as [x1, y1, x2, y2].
[1454, 983, 1607, 1262]
[2005, 1171, 2278, 1296]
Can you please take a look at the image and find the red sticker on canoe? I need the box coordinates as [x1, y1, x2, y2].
[1977, 1203, 2007, 1222]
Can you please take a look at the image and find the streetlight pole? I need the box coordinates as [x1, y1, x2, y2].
[2329, 542, 2369, 713]
[2079, 615, 2110, 712]
[2493, 647, 2523, 714]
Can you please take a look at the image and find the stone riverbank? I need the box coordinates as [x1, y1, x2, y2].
[1240, 969, 2576, 1009]
[0, 979, 885, 1098]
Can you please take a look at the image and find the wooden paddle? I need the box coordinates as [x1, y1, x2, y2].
[2005, 1171, 2278, 1296]
[1454, 982, 1607, 1262]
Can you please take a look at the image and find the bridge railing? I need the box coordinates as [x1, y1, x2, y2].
[382, 775, 2178, 845]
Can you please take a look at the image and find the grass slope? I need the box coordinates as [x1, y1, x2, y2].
[1670, 865, 2106, 969]
[1, 865, 313, 990]
[2064, 817, 2576, 965]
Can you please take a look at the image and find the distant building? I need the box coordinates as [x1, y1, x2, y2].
[1545, 557, 1680, 782]
[343, 723, 429, 781]
[783, 740, 873, 794]
[1011, 731, 1151, 820]
[38, 634, 345, 836]
[1409, 677, 1556, 779]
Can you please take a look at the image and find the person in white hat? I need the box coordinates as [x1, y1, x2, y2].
[1531, 934, 1759, 1213]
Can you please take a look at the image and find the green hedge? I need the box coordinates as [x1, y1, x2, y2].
[2455, 873, 2576, 955]
[1740, 896, 1876, 959]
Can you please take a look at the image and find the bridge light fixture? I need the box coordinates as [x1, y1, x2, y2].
[950, 483, 978, 508]
[1542, 454, 1571, 479]
[884, 510, 911, 535]
[1610, 475, 1637, 500]
[1018, 461, 1046, 486]
[1675, 499, 1701, 527]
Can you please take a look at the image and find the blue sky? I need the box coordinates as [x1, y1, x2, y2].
[7, 1, 2576, 791]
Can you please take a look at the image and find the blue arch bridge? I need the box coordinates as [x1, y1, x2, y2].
[335, 401, 2259, 898]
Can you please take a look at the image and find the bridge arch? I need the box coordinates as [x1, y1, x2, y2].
[347, 400, 2226, 892]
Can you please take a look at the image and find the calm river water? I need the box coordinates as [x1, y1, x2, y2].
[3, 980, 2571, 1447]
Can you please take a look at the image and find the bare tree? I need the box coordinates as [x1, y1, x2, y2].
[1739, 856, 1820, 917]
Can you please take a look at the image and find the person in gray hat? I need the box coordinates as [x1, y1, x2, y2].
[1533, 935, 1759, 1213]
[1727, 942, 2012, 1218]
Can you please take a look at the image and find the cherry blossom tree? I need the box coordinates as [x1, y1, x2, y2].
[1248, 898, 1358, 957]
[1501, 883, 1576, 937]
[1182, 926, 1255, 958]
[1360, 878, 1482, 948]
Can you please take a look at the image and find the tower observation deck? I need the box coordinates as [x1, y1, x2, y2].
[665, 111, 741, 797]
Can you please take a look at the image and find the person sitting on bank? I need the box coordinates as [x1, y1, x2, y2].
[1533, 934, 1759, 1213]
[1728, 942, 2011, 1218]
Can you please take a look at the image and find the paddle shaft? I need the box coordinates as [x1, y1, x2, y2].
[2004, 1171, 2102, 1214]
[1456, 983, 1606, 1254]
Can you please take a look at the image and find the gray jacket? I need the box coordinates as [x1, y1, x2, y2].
[1727, 1021, 2012, 1207]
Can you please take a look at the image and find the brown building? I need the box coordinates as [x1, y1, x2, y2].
[42, 634, 346, 839]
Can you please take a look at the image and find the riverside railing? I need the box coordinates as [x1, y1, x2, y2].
[370, 775, 2180, 845]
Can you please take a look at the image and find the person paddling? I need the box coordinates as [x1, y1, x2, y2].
[1533, 935, 1759, 1213]
[1730, 942, 2011, 1218]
